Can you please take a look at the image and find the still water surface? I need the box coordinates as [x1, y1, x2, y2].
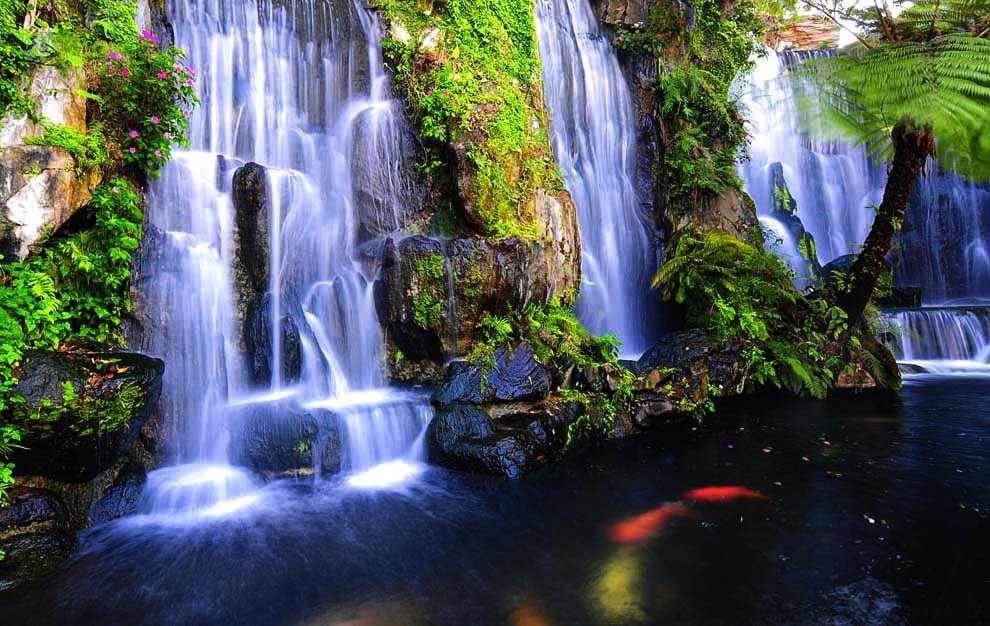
[3, 375, 989, 625]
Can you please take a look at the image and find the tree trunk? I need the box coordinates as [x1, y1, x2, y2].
[833, 120, 935, 326]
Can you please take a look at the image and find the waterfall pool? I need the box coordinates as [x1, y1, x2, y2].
[3, 374, 989, 625]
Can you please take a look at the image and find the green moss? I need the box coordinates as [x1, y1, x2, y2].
[10, 379, 146, 440]
[412, 253, 445, 330]
[24, 122, 109, 172]
[374, 0, 559, 238]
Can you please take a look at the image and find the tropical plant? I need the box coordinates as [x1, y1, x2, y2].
[793, 0, 990, 326]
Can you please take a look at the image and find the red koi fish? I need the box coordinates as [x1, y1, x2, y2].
[607, 503, 694, 543]
[682, 486, 767, 502]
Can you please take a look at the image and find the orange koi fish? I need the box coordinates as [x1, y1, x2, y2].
[607, 503, 694, 543]
[681, 485, 767, 502]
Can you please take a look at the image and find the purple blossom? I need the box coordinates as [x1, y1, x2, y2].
[164, 132, 172, 140]
[182, 110, 190, 118]
[106, 60, 113, 66]
[150, 115, 160, 124]
[157, 71, 169, 80]
[129, 130, 139, 138]
[154, 150, 163, 158]
[108, 51, 125, 60]
[140, 30, 160, 45]
[129, 146, 137, 154]
[120, 68, 129, 77]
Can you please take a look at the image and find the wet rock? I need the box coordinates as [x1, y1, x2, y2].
[427, 401, 581, 478]
[6, 351, 164, 483]
[375, 236, 446, 364]
[765, 162, 823, 280]
[376, 232, 581, 377]
[227, 403, 342, 477]
[675, 187, 764, 245]
[635, 330, 752, 397]
[231, 162, 271, 300]
[243, 293, 303, 387]
[0, 487, 76, 591]
[433, 343, 551, 406]
[350, 111, 425, 240]
[0, 531, 76, 591]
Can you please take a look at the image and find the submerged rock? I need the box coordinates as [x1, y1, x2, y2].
[227, 403, 342, 477]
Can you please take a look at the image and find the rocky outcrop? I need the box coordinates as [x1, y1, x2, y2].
[768, 16, 840, 51]
[0, 350, 165, 589]
[425, 338, 742, 478]
[0, 66, 101, 262]
[764, 161, 823, 280]
[243, 293, 303, 387]
[427, 401, 580, 478]
[231, 162, 271, 305]
[597, 0, 650, 26]
[376, 224, 580, 380]
[6, 351, 164, 482]
[433, 343, 551, 405]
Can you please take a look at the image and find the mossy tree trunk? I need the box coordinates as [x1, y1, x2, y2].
[834, 120, 936, 326]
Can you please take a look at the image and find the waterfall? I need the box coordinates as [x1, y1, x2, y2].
[883, 308, 990, 374]
[738, 50, 990, 301]
[738, 50, 990, 373]
[536, 0, 658, 357]
[135, 0, 433, 511]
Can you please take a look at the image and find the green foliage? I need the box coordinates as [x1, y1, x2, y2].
[10, 378, 144, 441]
[374, 0, 559, 237]
[611, 0, 772, 215]
[794, 1, 990, 182]
[25, 121, 109, 170]
[99, 29, 197, 177]
[1, 1, 39, 118]
[468, 299, 635, 444]
[413, 254, 445, 330]
[654, 230, 852, 397]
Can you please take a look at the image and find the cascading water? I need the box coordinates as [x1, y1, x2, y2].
[536, 0, 658, 357]
[883, 308, 990, 374]
[134, 0, 433, 512]
[738, 49, 990, 371]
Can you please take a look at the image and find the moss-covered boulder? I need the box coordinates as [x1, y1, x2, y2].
[5, 350, 163, 483]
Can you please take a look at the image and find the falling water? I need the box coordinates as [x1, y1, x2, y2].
[738, 50, 990, 372]
[883, 308, 990, 374]
[133, 0, 433, 510]
[536, 0, 658, 357]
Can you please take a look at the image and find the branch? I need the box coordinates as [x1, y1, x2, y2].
[22, 0, 39, 31]
[873, 0, 895, 41]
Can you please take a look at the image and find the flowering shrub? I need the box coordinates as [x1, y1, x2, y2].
[99, 30, 197, 177]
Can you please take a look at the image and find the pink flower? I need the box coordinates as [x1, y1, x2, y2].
[108, 51, 125, 60]
[112, 186, 119, 193]
[120, 68, 129, 77]
[182, 110, 189, 118]
[140, 30, 160, 45]
[106, 60, 113, 66]
[164, 132, 172, 139]
[157, 71, 168, 80]
[129, 130, 139, 138]
[109, 68, 116, 76]
[154, 150, 163, 158]
[150, 115, 160, 124]
[129, 146, 137, 154]
[185, 79, 194, 87]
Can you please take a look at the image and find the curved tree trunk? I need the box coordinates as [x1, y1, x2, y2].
[833, 120, 935, 326]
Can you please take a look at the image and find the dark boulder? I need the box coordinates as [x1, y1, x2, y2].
[375, 236, 446, 364]
[427, 401, 581, 478]
[6, 350, 164, 483]
[0, 487, 76, 591]
[231, 162, 271, 300]
[243, 293, 303, 387]
[227, 402, 342, 477]
[433, 343, 551, 406]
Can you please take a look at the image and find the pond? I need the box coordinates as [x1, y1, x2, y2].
[3, 374, 989, 625]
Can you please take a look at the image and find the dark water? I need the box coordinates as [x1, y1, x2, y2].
[3, 375, 989, 626]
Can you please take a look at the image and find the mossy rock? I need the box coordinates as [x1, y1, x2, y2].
[5, 350, 164, 483]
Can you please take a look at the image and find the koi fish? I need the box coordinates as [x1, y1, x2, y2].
[607, 503, 694, 543]
[681, 485, 767, 502]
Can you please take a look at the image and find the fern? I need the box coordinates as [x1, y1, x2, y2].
[793, 1, 990, 182]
